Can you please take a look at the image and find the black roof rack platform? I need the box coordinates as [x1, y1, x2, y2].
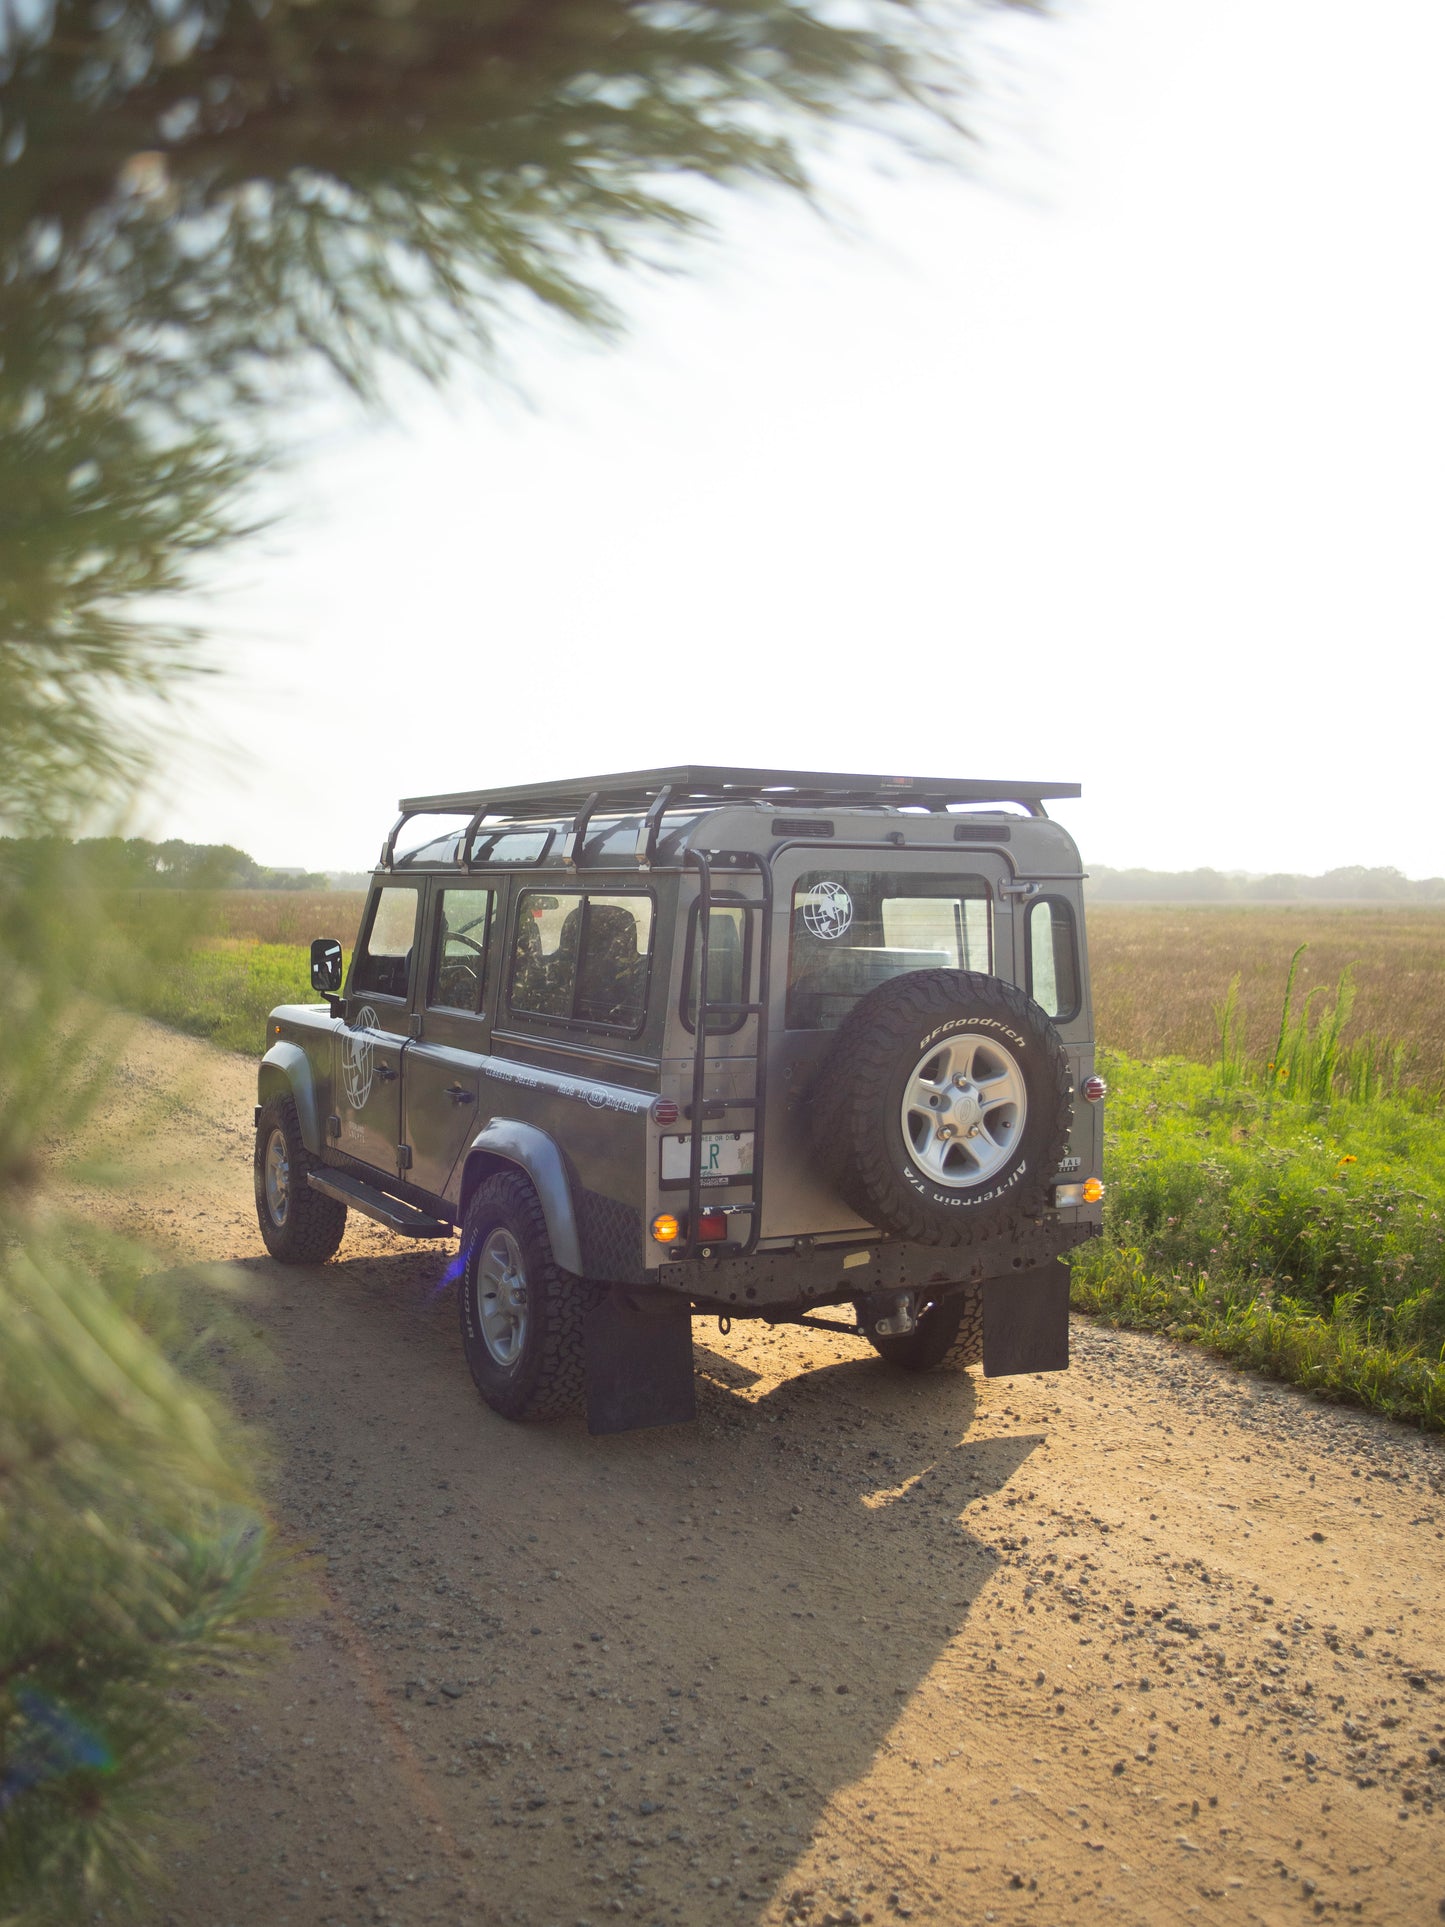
[383, 768, 1080, 870]
[399, 766, 1080, 819]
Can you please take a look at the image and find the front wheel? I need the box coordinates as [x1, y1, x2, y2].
[254, 1095, 348, 1263]
[864, 1286, 983, 1373]
[457, 1172, 593, 1421]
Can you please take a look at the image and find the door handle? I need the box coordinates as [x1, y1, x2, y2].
[375, 1065, 399, 1082]
[445, 1083, 476, 1105]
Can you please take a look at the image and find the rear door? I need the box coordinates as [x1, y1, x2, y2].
[762, 849, 1015, 1239]
[339, 881, 422, 1176]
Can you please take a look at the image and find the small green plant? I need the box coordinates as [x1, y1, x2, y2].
[1074, 1045, 1445, 1429]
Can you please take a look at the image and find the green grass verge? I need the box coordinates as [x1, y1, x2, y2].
[1075, 1048, 1445, 1429]
[136, 940, 314, 1056]
[130, 938, 1445, 1429]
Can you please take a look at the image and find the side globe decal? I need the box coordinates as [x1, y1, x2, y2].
[801, 880, 853, 942]
[343, 1006, 380, 1109]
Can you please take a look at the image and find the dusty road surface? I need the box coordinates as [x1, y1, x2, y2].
[63, 1023, 1445, 1927]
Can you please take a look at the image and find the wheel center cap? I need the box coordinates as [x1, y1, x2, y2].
[952, 1090, 982, 1130]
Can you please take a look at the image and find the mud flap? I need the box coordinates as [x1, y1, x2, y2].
[584, 1294, 697, 1435]
[982, 1261, 1071, 1377]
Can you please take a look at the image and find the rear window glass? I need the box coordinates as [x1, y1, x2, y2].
[510, 892, 655, 1031]
[1027, 897, 1080, 1020]
[786, 871, 991, 1031]
[683, 904, 751, 1033]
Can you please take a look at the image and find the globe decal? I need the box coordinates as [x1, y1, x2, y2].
[802, 880, 853, 941]
[343, 1006, 380, 1109]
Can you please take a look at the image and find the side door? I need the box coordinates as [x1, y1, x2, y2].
[762, 850, 1015, 1238]
[402, 880, 500, 1205]
[338, 880, 422, 1177]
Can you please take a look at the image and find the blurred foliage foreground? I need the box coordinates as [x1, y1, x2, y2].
[0, 874, 289, 1924]
[0, 0, 1003, 1911]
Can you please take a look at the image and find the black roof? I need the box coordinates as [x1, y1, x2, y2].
[399, 766, 1080, 818]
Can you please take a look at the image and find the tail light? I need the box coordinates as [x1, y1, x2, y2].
[649, 1210, 729, 1245]
[1081, 1075, 1107, 1103]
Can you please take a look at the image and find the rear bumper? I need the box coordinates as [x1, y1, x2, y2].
[657, 1218, 1099, 1315]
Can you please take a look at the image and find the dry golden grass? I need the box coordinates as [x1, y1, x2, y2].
[125, 894, 1445, 1086]
[1088, 904, 1445, 1083]
[111, 889, 371, 945]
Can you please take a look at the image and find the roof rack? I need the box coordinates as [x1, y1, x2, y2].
[383, 767, 1080, 868]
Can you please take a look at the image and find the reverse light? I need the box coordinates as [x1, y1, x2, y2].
[650, 1213, 681, 1244]
[1081, 1075, 1107, 1103]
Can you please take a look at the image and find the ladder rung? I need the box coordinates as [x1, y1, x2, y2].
[684, 1098, 756, 1119]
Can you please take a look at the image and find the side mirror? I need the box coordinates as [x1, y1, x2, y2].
[310, 937, 343, 995]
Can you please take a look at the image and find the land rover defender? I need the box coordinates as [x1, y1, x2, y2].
[254, 767, 1104, 1433]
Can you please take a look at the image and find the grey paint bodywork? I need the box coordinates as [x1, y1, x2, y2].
[258, 789, 1103, 1317]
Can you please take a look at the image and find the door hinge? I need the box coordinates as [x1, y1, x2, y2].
[327, 1113, 341, 1139]
[397, 1145, 413, 1170]
[998, 878, 1042, 900]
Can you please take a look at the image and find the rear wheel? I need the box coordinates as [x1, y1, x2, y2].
[864, 1286, 983, 1373]
[457, 1171, 593, 1422]
[254, 1094, 348, 1263]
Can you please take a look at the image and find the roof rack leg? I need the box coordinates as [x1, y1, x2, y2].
[380, 811, 411, 869]
[562, 791, 602, 868]
[635, 785, 674, 868]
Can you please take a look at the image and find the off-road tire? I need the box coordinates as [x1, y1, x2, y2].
[811, 970, 1073, 1246]
[865, 1286, 983, 1372]
[254, 1094, 348, 1263]
[458, 1171, 593, 1422]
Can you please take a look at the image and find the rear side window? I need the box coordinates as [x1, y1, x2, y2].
[682, 904, 751, 1033]
[352, 885, 420, 1001]
[429, 886, 494, 1014]
[1027, 897, 1080, 1020]
[510, 892, 655, 1032]
[786, 870, 991, 1031]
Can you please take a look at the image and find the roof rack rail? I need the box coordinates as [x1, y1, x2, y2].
[397, 766, 1079, 821]
[381, 767, 1080, 869]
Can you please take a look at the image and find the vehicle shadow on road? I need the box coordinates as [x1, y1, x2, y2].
[209, 1248, 1044, 1926]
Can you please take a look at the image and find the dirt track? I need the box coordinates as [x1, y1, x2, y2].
[68, 1023, 1445, 1927]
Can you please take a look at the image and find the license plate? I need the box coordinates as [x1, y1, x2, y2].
[661, 1131, 754, 1184]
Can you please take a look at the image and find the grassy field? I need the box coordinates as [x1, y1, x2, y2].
[1089, 904, 1445, 1090]
[1074, 1048, 1444, 1427]
[117, 896, 1445, 1427]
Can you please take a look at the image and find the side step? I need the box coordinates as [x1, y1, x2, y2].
[308, 1168, 452, 1239]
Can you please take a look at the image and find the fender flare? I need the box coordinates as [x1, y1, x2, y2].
[258, 1042, 322, 1155]
[460, 1119, 583, 1276]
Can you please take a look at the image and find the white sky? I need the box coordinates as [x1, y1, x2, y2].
[153, 0, 1445, 878]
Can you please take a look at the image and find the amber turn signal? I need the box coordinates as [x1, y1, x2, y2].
[650, 1213, 681, 1244]
[1082, 1178, 1104, 1203]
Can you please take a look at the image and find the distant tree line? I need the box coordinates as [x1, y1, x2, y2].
[0, 836, 328, 891]
[1086, 864, 1445, 904]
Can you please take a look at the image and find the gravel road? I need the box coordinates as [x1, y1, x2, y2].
[67, 1023, 1445, 1927]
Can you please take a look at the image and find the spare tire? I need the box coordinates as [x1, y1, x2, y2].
[811, 970, 1073, 1246]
